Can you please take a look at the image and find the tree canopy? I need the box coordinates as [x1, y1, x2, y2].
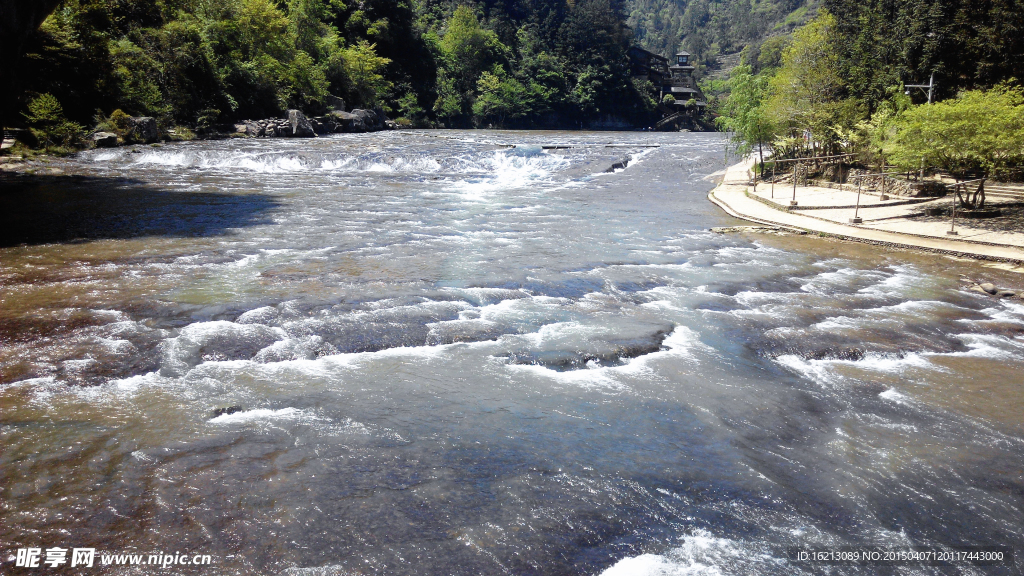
[6, 0, 658, 132]
[884, 85, 1024, 179]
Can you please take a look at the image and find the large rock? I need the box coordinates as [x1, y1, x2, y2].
[288, 109, 315, 138]
[331, 111, 368, 133]
[351, 108, 381, 129]
[326, 95, 346, 112]
[90, 131, 118, 148]
[126, 116, 159, 143]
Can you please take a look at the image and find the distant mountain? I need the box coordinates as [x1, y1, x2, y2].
[626, 0, 818, 77]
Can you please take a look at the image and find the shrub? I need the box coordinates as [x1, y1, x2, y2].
[168, 127, 196, 141]
[94, 109, 132, 137]
[24, 93, 84, 150]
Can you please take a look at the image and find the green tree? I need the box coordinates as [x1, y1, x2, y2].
[764, 11, 864, 156]
[109, 39, 168, 118]
[285, 50, 330, 111]
[884, 85, 1024, 194]
[432, 5, 508, 124]
[237, 0, 292, 60]
[24, 93, 84, 149]
[472, 66, 531, 126]
[716, 64, 776, 173]
[339, 40, 393, 107]
[288, 0, 344, 61]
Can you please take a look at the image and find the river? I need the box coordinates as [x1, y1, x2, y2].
[1, 131, 1022, 575]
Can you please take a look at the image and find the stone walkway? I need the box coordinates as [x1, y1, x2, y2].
[708, 157, 1024, 262]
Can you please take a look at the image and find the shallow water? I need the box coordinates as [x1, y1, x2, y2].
[1, 131, 1022, 575]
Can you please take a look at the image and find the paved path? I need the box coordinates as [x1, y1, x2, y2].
[708, 158, 1024, 262]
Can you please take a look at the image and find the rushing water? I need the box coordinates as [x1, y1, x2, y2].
[1, 131, 1023, 575]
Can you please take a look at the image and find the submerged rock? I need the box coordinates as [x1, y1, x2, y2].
[605, 158, 629, 172]
[212, 406, 242, 418]
[969, 282, 1017, 298]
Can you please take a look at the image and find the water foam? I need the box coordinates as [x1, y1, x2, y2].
[160, 321, 288, 377]
[445, 149, 569, 198]
[775, 351, 933, 386]
[208, 407, 315, 424]
[601, 530, 781, 576]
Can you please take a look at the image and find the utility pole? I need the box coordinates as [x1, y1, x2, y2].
[906, 72, 936, 180]
[905, 72, 935, 104]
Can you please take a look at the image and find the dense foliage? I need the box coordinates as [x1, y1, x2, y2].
[7, 0, 658, 133]
[883, 86, 1024, 181]
[714, 0, 1024, 180]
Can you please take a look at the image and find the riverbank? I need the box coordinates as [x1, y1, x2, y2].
[708, 157, 1024, 264]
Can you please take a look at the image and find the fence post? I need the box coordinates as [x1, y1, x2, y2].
[850, 176, 863, 224]
[790, 162, 799, 207]
[879, 161, 890, 201]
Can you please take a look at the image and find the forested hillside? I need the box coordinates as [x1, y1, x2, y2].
[5, 0, 658, 139]
[626, 0, 818, 76]
[823, 0, 1024, 105]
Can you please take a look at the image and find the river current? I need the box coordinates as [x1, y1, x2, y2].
[1, 131, 1022, 575]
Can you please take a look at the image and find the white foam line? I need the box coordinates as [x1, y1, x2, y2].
[208, 407, 314, 424]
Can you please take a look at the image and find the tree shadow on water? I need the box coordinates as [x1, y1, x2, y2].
[0, 173, 281, 247]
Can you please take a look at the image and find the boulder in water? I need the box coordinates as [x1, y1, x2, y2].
[605, 158, 629, 172]
[507, 145, 544, 157]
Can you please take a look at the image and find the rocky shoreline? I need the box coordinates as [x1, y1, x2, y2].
[84, 106, 395, 149]
[231, 108, 396, 139]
